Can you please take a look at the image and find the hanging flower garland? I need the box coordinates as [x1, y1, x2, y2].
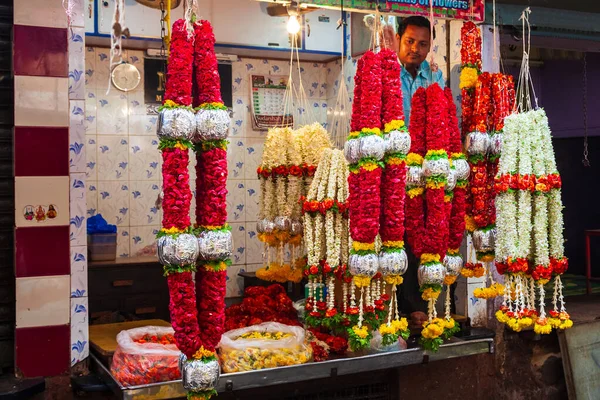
[459, 21, 481, 136]
[344, 50, 385, 351]
[495, 109, 571, 333]
[157, 18, 230, 400]
[440, 87, 467, 333]
[377, 48, 410, 345]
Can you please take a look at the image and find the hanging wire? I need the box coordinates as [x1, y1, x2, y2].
[330, 1, 351, 149]
[515, 8, 538, 113]
[582, 52, 590, 167]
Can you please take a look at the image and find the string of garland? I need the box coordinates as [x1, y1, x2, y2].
[345, 50, 384, 351]
[377, 48, 410, 345]
[157, 17, 231, 400]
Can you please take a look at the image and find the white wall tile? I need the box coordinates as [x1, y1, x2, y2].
[15, 76, 69, 127]
[14, 0, 67, 28]
[70, 173, 86, 246]
[70, 297, 89, 366]
[16, 276, 70, 328]
[68, 28, 85, 100]
[70, 247, 88, 298]
[70, 100, 86, 173]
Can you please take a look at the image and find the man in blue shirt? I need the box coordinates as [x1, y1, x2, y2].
[396, 16, 446, 125]
[394, 16, 447, 317]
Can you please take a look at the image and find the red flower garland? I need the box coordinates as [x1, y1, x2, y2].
[405, 87, 427, 256]
[193, 20, 223, 107]
[380, 48, 404, 125]
[162, 147, 192, 230]
[167, 272, 202, 358]
[445, 87, 467, 252]
[350, 57, 364, 133]
[196, 147, 228, 226]
[423, 84, 450, 259]
[460, 21, 482, 69]
[192, 20, 229, 363]
[349, 168, 382, 243]
[164, 20, 194, 106]
[379, 48, 406, 245]
[195, 268, 227, 351]
[358, 51, 382, 131]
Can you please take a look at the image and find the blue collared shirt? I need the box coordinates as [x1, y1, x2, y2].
[401, 60, 446, 127]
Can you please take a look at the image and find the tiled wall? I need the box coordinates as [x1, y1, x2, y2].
[13, 0, 88, 377]
[84, 50, 329, 298]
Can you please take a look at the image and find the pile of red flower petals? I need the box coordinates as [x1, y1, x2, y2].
[224, 284, 301, 331]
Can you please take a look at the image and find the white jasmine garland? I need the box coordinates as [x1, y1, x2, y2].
[548, 189, 565, 259]
[499, 113, 520, 174]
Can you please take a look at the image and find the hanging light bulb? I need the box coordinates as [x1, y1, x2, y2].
[287, 14, 301, 35]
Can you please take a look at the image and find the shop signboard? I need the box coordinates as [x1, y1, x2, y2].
[297, 0, 485, 22]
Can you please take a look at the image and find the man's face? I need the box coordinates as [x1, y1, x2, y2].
[397, 25, 431, 68]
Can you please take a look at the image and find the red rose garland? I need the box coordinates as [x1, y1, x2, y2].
[350, 57, 364, 133]
[378, 48, 410, 344]
[159, 19, 200, 363]
[346, 50, 385, 351]
[158, 18, 230, 400]
[444, 87, 467, 284]
[162, 147, 193, 230]
[193, 19, 230, 367]
[164, 19, 194, 106]
[459, 21, 481, 137]
[405, 88, 427, 257]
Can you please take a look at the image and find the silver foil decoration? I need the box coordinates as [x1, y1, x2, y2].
[385, 130, 411, 155]
[466, 131, 490, 156]
[489, 132, 502, 156]
[349, 253, 379, 277]
[472, 228, 496, 252]
[274, 216, 292, 232]
[290, 219, 303, 236]
[157, 108, 196, 141]
[443, 254, 463, 277]
[417, 263, 446, 286]
[344, 139, 361, 164]
[257, 218, 276, 234]
[194, 108, 231, 142]
[446, 168, 457, 191]
[453, 158, 470, 181]
[179, 353, 187, 372]
[423, 157, 450, 178]
[379, 250, 408, 277]
[358, 135, 385, 160]
[182, 358, 220, 392]
[157, 234, 200, 266]
[197, 230, 233, 261]
[406, 165, 425, 188]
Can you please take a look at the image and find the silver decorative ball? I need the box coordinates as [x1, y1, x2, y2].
[385, 130, 411, 155]
[194, 108, 231, 142]
[182, 358, 220, 392]
[274, 216, 292, 232]
[344, 139, 361, 165]
[443, 254, 463, 277]
[290, 219, 303, 236]
[157, 234, 200, 266]
[417, 263, 446, 286]
[453, 158, 470, 181]
[379, 250, 408, 277]
[348, 253, 379, 277]
[472, 228, 496, 253]
[406, 165, 425, 188]
[466, 131, 490, 156]
[358, 134, 385, 161]
[489, 132, 502, 156]
[423, 157, 450, 178]
[197, 229, 233, 261]
[446, 167, 457, 191]
[157, 108, 196, 141]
